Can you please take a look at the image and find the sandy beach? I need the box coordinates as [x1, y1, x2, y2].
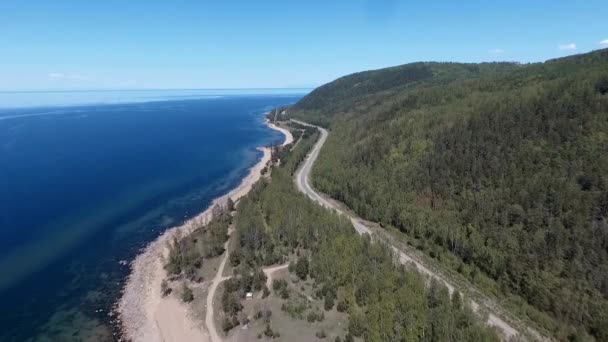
[118, 120, 292, 342]
[266, 119, 294, 146]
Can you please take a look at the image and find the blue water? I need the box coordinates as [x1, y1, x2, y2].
[0, 91, 305, 341]
[0, 88, 309, 109]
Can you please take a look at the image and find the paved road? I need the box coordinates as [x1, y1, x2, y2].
[292, 120, 371, 235]
[291, 119, 536, 341]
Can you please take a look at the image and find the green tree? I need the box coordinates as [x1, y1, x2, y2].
[181, 283, 194, 303]
[227, 197, 236, 211]
[295, 257, 309, 280]
[596, 76, 608, 95]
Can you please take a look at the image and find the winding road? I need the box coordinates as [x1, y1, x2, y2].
[292, 119, 544, 341]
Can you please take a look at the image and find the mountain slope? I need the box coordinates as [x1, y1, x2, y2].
[294, 62, 521, 126]
[290, 49, 608, 341]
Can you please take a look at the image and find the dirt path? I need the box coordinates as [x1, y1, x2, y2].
[263, 263, 289, 290]
[206, 260, 292, 341]
[204, 120, 294, 342]
[291, 119, 546, 341]
[205, 235, 232, 342]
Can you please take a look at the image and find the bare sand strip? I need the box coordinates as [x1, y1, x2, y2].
[119, 120, 291, 342]
[266, 119, 294, 146]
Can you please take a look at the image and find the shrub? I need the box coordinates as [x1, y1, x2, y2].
[181, 284, 194, 303]
[222, 292, 242, 316]
[307, 310, 325, 322]
[281, 300, 307, 319]
[161, 279, 172, 297]
[222, 316, 238, 332]
[272, 278, 289, 298]
[280, 286, 290, 299]
[262, 285, 270, 298]
[230, 249, 241, 267]
[324, 291, 335, 310]
[264, 324, 274, 337]
[252, 269, 267, 291]
[263, 309, 272, 323]
[272, 278, 287, 291]
[348, 310, 366, 337]
[295, 257, 309, 280]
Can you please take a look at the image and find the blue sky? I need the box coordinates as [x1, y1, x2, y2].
[1, 0, 607, 91]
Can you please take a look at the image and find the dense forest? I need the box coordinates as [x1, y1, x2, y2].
[290, 49, 608, 341]
[221, 133, 500, 341]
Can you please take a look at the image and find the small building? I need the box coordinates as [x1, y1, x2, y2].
[245, 292, 253, 299]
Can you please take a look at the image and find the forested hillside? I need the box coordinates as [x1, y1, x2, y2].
[165, 129, 500, 341]
[294, 62, 521, 126]
[290, 49, 608, 341]
[224, 132, 500, 341]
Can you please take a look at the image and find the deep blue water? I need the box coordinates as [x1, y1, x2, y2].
[0, 93, 303, 341]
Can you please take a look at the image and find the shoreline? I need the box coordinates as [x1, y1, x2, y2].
[265, 118, 294, 146]
[118, 119, 292, 342]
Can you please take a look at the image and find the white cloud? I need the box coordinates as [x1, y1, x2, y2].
[600, 39, 608, 47]
[558, 43, 577, 51]
[48, 73, 87, 81]
[489, 48, 505, 54]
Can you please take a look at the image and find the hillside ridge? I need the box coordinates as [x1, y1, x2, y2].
[290, 48, 608, 341]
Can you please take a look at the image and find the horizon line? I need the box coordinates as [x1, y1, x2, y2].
[0, 87, 316, 95]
